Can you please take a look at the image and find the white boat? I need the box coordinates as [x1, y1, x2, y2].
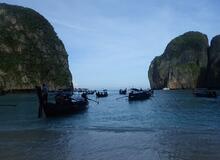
[163, 88, 170, 90]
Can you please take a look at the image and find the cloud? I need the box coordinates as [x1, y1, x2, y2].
[50, 19, 94, 32]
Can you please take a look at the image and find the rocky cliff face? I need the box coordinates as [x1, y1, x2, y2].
[0, 3, 72, 91]
[148, 31, 209, 89]
[207, 35, 220, 89]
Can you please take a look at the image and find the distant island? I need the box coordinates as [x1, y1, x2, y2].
[0, 3, 72, 91]
[148, 31, 220, 90]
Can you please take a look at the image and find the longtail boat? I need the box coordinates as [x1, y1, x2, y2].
[193, 88, 217, 98]
[128, 89, 153, 101]
[96, 90, 108, 98]
[119, 89, 127, 95]
[36, 87, 88, 117]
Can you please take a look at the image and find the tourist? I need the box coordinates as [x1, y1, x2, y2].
[42, 84, 48, 104]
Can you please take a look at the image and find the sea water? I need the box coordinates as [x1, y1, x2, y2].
[0, 90, 220, 160]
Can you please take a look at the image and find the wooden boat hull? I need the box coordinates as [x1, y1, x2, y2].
[194, 92, 217, 98]
[193, 89, 217, 98]
[128, 91, 151, 101]
[0, 90, 6, 96]
[43, 101, 88, 117]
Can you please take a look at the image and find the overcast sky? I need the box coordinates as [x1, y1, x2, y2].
[2, 0, 220, 89]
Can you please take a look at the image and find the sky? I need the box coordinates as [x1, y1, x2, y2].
[2, 0, 220, 89]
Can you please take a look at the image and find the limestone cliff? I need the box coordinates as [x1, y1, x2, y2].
[207, 35, 220, 89]
[148, 31, 209, 89]
[0, 3, 72, 91]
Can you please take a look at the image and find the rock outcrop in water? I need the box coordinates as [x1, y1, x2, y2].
[0, 3, 72, 91]
[207, 35, 220, 89]
[148, 31, 209, 89]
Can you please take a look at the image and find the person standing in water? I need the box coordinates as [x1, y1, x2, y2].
[36, 86, 43, 118]
[42, 84, 48, 104]
[81, 92, 88, 100]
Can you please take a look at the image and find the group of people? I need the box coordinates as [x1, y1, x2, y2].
[37, 83, 89, 105]
[96, 91, 108, 96]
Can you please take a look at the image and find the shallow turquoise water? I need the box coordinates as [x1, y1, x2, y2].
[0, 90, 220, 160]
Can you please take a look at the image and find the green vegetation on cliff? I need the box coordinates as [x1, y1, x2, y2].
[207, 35, 220, 89]
[148, 31, 208, 89]
[0, 3, 72, 90]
